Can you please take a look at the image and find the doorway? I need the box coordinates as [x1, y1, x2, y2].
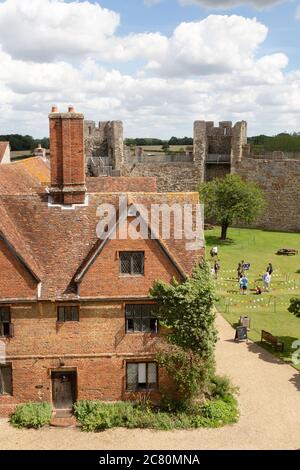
[51, 371, 77, 410]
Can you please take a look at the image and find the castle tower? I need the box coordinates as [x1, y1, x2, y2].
[193, 121, 207, 183]
[231, 121, 247, 172]
[49, 106, 86, 205]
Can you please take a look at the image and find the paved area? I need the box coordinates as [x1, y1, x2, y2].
[0, 314, 299, 450]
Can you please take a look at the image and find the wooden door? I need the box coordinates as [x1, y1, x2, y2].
[52, 372, 76, 409]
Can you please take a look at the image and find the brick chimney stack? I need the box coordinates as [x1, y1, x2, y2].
[49, 106, 86, 205]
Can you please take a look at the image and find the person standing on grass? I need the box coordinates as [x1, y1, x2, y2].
[214, 260, 220, 279]
[263, 271, 271, 292]
[267, 263, 273, 277]
[240, 274, 248, 295]
[237, 262, 243, 279]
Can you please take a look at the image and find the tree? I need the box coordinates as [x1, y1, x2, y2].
[199, 174, 266, 240]
[150, 262, 217, 405]
[288, 298, 300, 318]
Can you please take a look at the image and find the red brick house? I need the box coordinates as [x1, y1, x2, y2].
[0, 107, 204, 416]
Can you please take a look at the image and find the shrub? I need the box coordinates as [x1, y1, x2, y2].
[74, 401, 130, 432]
[193, 395, 239, 428]
[288, 297, 300, 318]
[10, 402, 52, 429]
[74, 396, 238, 432]
[209, 375, 237, 399]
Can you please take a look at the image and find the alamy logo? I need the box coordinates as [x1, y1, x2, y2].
[0, 340, 6, 364]
[292, 340, 300, 366]
[96, 195, 204, 251]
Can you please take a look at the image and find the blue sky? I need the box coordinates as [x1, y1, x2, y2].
[0, 0, 299, 138]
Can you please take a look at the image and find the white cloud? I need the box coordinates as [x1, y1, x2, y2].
[0, 0, 120, 62]
[179, 0, 283, 9]
[0, 0, 168, 64]
[296, 5, 300, 19]
[148, 15, 268, 76]
[0, 2, 299, 139]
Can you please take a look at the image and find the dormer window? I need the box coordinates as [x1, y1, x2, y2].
[120, 252, 144, 276]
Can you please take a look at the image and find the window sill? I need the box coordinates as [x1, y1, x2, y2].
[119, 274, 144, 278]
[126, 331, 158, 335]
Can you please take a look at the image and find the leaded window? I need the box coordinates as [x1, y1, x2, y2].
[120, 252, 144, 275]
[125, 304, 158, 333]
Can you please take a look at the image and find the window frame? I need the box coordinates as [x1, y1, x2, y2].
[119, 251, 145, 276]
[0, 306, 12, 338]
[0, 364, 13, 396]
[57, 305, 80, 323]
[126, 362, 158, 392]
[125, 304, 158, 334]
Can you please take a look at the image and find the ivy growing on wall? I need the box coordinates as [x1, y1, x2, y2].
[150, 262, 218, 407]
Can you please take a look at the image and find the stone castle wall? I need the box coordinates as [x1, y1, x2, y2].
[125, 162, 202, 192]
[84, 118, 300, 232]
[234, 154, 300, 232]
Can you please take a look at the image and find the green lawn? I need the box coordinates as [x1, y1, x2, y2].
[205, 227, 300, 369]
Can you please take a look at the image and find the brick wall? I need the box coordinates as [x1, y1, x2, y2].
[0, 300, 170, 415]
[79, 237, 181, 298]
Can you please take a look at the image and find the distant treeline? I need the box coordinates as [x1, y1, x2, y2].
[247, 133, 300, 153]
[2, 132, 300, 153]
[125, 136, 193, 147]
[126, 133, 300, 153]
[0, 135, 50, 152]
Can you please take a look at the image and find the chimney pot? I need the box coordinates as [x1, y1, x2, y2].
[51, 105, 58, 113]
[68, 106, 75, 113]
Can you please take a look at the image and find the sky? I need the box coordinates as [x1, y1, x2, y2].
[0, 0, 299, 138]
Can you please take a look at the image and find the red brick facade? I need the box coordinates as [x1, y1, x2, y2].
[0, 300, 170, 416]
[79, 238, 182, 299]
[0, 107, 204, 416]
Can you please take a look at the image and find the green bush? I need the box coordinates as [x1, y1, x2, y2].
[74, 396, 238, 432]
[209, 375, 237, 399]
[288, 297, 300, 318]
[10, 402, 52, 429]
[193, 395, 239, 428]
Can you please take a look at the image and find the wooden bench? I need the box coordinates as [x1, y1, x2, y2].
[277, 248, 298, 256]
[261, 330, 284, 352]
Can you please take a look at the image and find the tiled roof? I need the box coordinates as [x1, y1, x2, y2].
[0, 204, 42, 282]
[0, 157, 203, 300]
[0, 157, 49, 194]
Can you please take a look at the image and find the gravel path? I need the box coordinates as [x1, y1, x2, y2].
[1, 314, 299, 450]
